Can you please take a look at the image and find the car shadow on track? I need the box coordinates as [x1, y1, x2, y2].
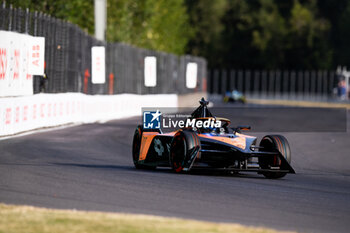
[52, 163, 136, 171]
[189, 170, 267, 179]
[51, 163, 275, 179]
[135, 166, 269, 179]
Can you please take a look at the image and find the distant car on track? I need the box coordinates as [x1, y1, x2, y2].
[223, 90, 246, 103]
[132, 98, 295, 178]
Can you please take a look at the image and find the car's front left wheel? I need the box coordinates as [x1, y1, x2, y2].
[170, 130, 200, 173]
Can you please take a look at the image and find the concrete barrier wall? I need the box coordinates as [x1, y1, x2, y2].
[0, 93, 178, 137]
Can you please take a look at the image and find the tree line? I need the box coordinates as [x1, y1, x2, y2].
[7, 0, 350, 70]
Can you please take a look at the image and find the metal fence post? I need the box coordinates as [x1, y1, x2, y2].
[238, 70, 243, 93]
[245, 70, 251, 97]
[8, 4, 12, 31]
[17, 8, 22, 32]
[282, 70, 289, 99]
[329, 71, 336, 99]
[213, 69, 219, 94]
[13, 7, 17, 32]
[229, 69, 236, 91]
[304, 71, 310, 100]
[1, 2, 6, 30]
[310, 70, 316, 100]
[290, 70, 296, 99]
[275, 70, 281, 99]
[33, 11, 38, 36]
[221, 70, 227, 95]
[24, 8, 29, 33]
[253, 70, 260, 98]
[267, 70, 274, 98]
[317, 70, 322, 100]
[297, 71, 303, 100]
[261, 70, 267, 98]
[322, 70, 328, 100]
[207, 70, 212, 94]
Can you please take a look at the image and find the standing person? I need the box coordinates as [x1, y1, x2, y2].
[39, 61, 48, 92]
[338, 79, 346, 100]
[39, 72, 48, 92]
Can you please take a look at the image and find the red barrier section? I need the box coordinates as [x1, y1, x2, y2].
[84, 69, 90, 94]
[109, 73, 114, 95]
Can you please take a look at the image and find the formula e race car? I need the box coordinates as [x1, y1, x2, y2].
[132, 98, 295, 179]
[223, 90, 246, 103]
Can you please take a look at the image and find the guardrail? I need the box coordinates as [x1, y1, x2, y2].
[0, 93, 178, 137]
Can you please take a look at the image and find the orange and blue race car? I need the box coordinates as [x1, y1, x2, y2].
[132, 98, 295, 179]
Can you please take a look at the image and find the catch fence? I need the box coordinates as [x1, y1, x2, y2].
[0, 3, 207, 96]
[208, 69, 341, 100]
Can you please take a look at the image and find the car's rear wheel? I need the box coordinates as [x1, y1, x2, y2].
[170, 130, 200, 173]
[258, 135, 291, 179]
[132, 125, 158, 170]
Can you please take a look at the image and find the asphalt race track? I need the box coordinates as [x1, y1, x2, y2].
[1, 105, 349, 232]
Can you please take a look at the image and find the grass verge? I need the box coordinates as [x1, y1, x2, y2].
[0, 203, 293, 233]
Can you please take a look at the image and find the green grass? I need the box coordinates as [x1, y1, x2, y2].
[0, 203, 293, 233]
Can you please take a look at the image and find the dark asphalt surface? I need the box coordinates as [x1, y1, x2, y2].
[0, 105, 349, 232]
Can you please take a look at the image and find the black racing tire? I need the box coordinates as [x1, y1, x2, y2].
[170, 130, 200, 173]
[259, 135, 291, 179]
[132, 125, 159, 170]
